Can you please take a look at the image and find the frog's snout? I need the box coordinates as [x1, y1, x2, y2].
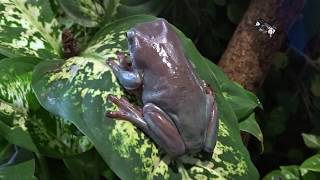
[126, 30, 135, 40]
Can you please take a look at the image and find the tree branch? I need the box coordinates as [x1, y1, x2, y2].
[218, 0, 304, 92]
[218, 0, 304, 145]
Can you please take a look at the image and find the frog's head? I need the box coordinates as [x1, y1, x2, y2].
[127, 18, 172, 61]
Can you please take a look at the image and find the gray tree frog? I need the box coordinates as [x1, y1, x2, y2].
[106, 19, 218, 157]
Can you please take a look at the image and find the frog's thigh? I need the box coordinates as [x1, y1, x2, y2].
[203, 91, 219, 153]
[143, 103, 186, 156]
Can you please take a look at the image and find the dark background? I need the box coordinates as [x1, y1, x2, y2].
[159, 0, 320, 176]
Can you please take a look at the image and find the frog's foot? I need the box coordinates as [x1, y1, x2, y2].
[106, 54, 142, 90]
[106, 94, 147, 129]
[116, 51, 131, 70]
[106, 52, 131, 70]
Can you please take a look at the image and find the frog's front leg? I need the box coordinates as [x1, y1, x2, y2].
[203, 84, 219, 154]
[106, 52, 142, 90]
[106, 95, 186, 157]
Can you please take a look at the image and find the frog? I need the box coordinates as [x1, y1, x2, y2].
[106, 18, 218, 157]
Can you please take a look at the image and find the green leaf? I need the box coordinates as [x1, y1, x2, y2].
[0, 159, 37, 180]
[58, 0, 105, 27]
[263, 165, 300, 180]
[103, 0, 121, 24]
[301, 171, 320, 180]
[221, 82, 261, 121]
[263, 170, 285, 180]
[280, 165, 301, 180]
[120, 0, 148, 6]
[302, 133, 320, 150]
[0, 54, 6, 60]
[194, 53, 261, 122]
[300, 154, 320, 175]
[0, 57, 92, 157]
[101, 168, 119, 180]
[115, 0, 168, 18]
[33, 15, 259, 179]
[239, 113, 264, 151]
[0, 0, 61, 58]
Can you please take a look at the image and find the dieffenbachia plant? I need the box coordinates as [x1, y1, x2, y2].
[0, 0, 262, 179]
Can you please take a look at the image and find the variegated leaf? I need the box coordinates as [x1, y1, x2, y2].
[0, 0, 61, 59]
[58, 0, 105, 27]
[33, 15, 259, 179]
[0, 57, 92, 158]
[58, 0, 168, 27]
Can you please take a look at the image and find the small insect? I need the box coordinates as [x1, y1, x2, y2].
[255, 19, 277, 38]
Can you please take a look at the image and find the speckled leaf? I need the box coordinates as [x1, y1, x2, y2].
[0, 57, 92, 157]
[0, 159, 37, 180]
[0, 0, 61, 58]
[103, 0, 121, 24]
[33, 15, 259, 179]
[58, 0, 105, 27]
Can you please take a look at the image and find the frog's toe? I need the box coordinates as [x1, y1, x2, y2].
[116, 52, 131, 70]
[107, 94, 117, 102]
[107, 95, 130, 108]
[106, 110, 127, 119]
[106, 58, 117, 66]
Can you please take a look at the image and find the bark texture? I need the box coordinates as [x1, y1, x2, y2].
[218, 0, 304, 92]
[218, 0, 304, 145]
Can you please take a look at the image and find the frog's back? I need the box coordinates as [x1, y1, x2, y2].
[132, 19, 210, 151]
[140, 37, 208, 152]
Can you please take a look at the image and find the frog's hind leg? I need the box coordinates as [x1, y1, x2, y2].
[106, 95, 147, 130]
[203, 84, 219, 154]
[143, 103, 186, 157]
[106, 95, 186, 157]
[106, 52, 141, 90]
